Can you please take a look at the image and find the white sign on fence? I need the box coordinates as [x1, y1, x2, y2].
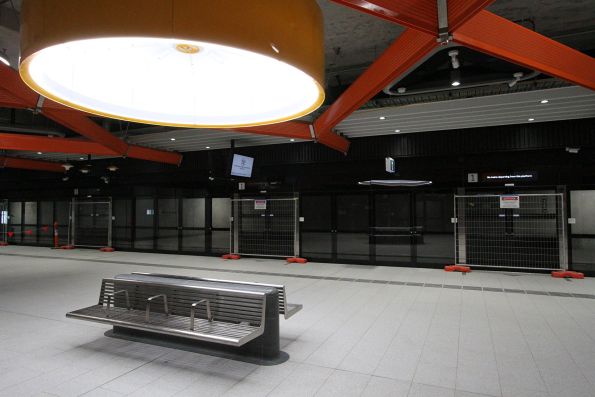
[254, 199, 267, 210]
[499, 195, 520, 209]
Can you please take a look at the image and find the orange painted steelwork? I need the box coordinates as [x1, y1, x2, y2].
[330, 0, 438, 35]
[453, 11, 595, 91]
[0, 156, 65, 173]
[314, 29, 437, 152]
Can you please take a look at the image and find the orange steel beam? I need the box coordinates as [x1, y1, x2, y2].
[447, 0, 496, 32]
[330, 0, 438, 36]
[453, 11, 595, 91]
[0, 133, 115, 155]
[236, 121, 313, 140]
[40, 100, 129, 154]
[0, 156, 64, 173]
[0, 133, 184, 165]
[314, 29, 437, 152]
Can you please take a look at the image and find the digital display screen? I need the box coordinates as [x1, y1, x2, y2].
[231, 154, 254, 178]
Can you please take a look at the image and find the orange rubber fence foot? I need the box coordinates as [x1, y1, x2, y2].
[100, 247, 115, 252]
[552, 270, 584, 279]
[221, 254, 241, 260]
[60, 245, 75, 250]
[287, 257, 308, 264]
[445, 265, 471, 273]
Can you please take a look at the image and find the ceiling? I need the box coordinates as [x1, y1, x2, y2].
[12, 86, 595, 162]
[0, 0, 594, 162]
[1, 0, 594, 86]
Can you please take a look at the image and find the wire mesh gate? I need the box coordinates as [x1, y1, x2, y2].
[454, 194, 567, 270]
[69, 198, 113, 248]
[0, 199, 7, 245]
[230, 198, 299, 258]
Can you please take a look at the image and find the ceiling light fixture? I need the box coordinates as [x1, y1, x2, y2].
[0, 49, 10, 66]
[540, 99, 549, 104]
[170, 138, 176, 141]
[528, 118, 535, 121]
[290, 139, 295, 142]
[37, 151, 43, 155]
[379, 116, 387, 120]
[19, 0, 325, 128]
[448, 50, 460, 70]
[205, 146, 211, 149]
[395, 129, 401, 133]
[450, 69, 461, 87]
[62, 163, 74, 171]
[107, 165, 119, 172]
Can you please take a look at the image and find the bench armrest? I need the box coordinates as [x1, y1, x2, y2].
[190, 299, 213, 330]
[145, 294, 168, 322]
[105, 290, 130, 313]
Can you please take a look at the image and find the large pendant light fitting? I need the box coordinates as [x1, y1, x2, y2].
[19, 0, 325, 128]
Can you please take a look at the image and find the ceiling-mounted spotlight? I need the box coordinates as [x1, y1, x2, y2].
[450, 69, 461, 87]
[19, 0, 324, 128]
[62, 163, 74, 171]
[0, 49, 10, 66]
[79, 167, 90, 174]
[106, 165, 119, 172]
[448, 49, 460, 70]
[508, 72, 524, 88]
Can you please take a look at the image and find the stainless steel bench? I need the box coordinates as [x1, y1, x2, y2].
[130, 272, 303, 319]
[66, 277, 268, 347]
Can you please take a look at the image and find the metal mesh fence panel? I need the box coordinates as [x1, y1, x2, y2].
[231, 198, 299, 257]
[454, 194, 567, 270]
[0, 200, 7, 244]
[69, 198, 112, 248]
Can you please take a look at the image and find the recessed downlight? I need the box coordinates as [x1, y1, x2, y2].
[528, 118, 535, 122]
[379, 116, 386, 120]
[395, 129, 401, 133]
[170, 138, 176, 141]
[451, 81, 461, 87]
[540, 99, 549, 104]
[290, 138, 295, 142]
[205, 146, 211, 149]
[37, 151, 43, 155]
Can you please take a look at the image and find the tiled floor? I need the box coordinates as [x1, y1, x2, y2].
[0, 246, 594, 397]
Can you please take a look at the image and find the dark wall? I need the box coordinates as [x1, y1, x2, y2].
[1, 118, 595, 199]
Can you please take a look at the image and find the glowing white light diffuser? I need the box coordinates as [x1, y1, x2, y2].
[22, 38, 324, 128]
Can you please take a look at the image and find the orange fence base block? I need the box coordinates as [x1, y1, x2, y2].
[60, 245, 75, 250]
[287, 257, 308, 264]
[552, 270, 584, 279]
[221, 254, 241, 260]
[445, 265, 471, 273]
[100, 247, 115, 252]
